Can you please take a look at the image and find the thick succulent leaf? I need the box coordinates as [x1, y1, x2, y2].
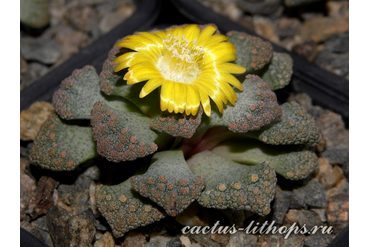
[285, 0, 323, 7]
[150, 107, 203, 139]
[90, 101, 159, 162]
[212, 139, 319, 180]
[206, 75, 282, 133]
[30, 113, 98, 171]
[187, 151, 276, 216]
[130, 150, 205, 216]
[227, 31, 273, 74]
[53, 65, 141, 120]
[184, 100, 319, 156]
[248, 101, 320, 146]
[99, 46, 161, 118]
[181, 75, 282, 156]
[52, 65, 105, 120]
[104, 95, 143, 114]
[258, 52, 293, 91]
[96, 179, 166, 238]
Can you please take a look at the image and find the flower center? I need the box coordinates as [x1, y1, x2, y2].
[156, 34, 205, 84]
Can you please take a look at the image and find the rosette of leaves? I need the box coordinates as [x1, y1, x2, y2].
[29, 24, 320, 238]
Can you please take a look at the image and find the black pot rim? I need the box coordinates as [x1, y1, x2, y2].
[20, 227, 50, 247]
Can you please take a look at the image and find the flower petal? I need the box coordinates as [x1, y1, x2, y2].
[174, 83, 187, 114]
[204, 43, 236, 63]
[160, 80, 174, 112]
[114, 53, 156, 72]
[219, 63, 246, 74]
[198, 88, 211, 116]
[186, 85, 200, 116]
[124, 62, 161, 84]
[118, 47, 160, 63]
[194, 78, 228, 105]
[153, 30, 167, 39]
[201, 53, 237, 70]
[140, 79, 163, 98]
[183, 24, 201, 43]
[114, 62, 129, 73]
[194, 81, 224, 113]
[220, 73, 244, 91]
[218, 81, 237, 105]
[198, 25, 217, 45]
[116, 39, 162, 58]
[136, 32, 165, 47]
[198, 34, 228, 47]
[113, 52, 137, 64]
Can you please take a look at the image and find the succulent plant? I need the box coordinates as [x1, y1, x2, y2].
[30, 24, 320, 238]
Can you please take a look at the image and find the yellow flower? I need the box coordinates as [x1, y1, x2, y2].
[113, 24, 246, 116]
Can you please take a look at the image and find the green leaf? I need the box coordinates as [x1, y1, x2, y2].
[212, 139, 319, 180]
[53, 65, 105, 120]
[247, 101, 320, 147]
[30, 113, 98, 171]
[227, 31, 273, 74]
[130, 150, 205, 216]
[205, 75, 282, 133]
[188, 151, 276, 216]
[150, 107, 203, 139]
[90, 101, 160, 162]
[259, 52, 293, 91]
[96, 178, 166, 238]
[53, 65, 141, 120]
